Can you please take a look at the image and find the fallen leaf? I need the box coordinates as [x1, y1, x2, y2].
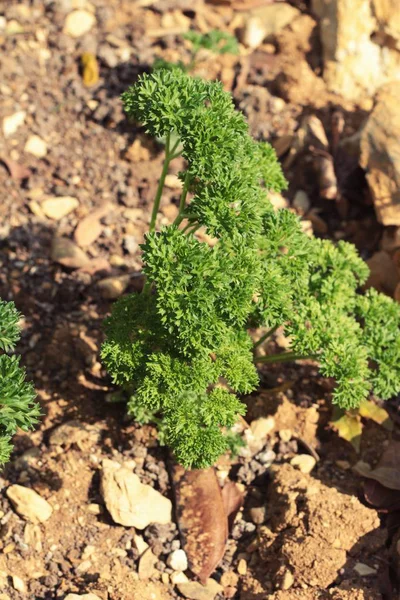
[354, 441, 400, 491]
[221, 481, 244, 531]
[363, 478, 400, 512]
[330, 407, 362, 452]
[172, 465, 228, 583]
[359, 398, 393, 431]
[81, 52, 99, 87]
[0, 157, 31, 180]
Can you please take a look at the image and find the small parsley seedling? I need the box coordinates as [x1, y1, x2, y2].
[102, 69, 400, 468]
[0, 299, 39, 465]
[153, 29, 239, 73]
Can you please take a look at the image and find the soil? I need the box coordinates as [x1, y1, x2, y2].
[0, 0, 398, 599]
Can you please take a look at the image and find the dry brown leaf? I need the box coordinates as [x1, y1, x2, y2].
[355, 441, 400, 491]
[0, 157, 31, 180]
[221, 481, 244, 531]
[363, 478, 400, 512]
[74, 202, 110, 247]
[172, 465, 228, 583]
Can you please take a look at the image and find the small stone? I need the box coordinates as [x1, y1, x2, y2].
[220, 571, 239, 588]
[237, 559, 247, 575]
[290, 454, 316, 474]
[133, 534, 149, 556]
[280, 570, 294, 590]
[123, 235, 138, 255]
[97, 275, 130, 299]
[279, 429, 292, 442]
[177, 579, 223, 600]
[64, 10, 96, 37]
[353, 563, 377, 576]
[242, 16, 266, 49]
[87, 503, 102, 515]
[268, 191, 288, 210]
[138, 548, 158, 580]
[293, 190, 310, 214]
[24, 135, 47, 158]
[167, 549, 188, 572]
[164, 174, 183, 189]
[12, 576, 25, 593]
[41, 196, 79, 220]
[3, 111, 26, 137]
[256, 449, 276, 466]
[64, 595, 102, 600]
[75, 560, 92, 575]
[249, 506, 266, 525]
[100, 459, 172, 529]
[7, 485, 53, 523]
[171, 571, 189, 584]
[51, 236, 90, 269]
[250, 417, 275, 441]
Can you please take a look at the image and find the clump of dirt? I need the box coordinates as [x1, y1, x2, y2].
[241, 464, 385, 598]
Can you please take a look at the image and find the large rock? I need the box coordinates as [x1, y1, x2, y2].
[100, 459, 172, 529]
[312, 0, 400, 102]
[6, 485, 53, 523]
[360, 82, 400, 225]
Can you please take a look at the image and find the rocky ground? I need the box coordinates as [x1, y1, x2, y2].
[1, 0, 400, 599]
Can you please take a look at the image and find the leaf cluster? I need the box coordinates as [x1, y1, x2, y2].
[0, 299, 39, 465]
[104, 69, 400, 467]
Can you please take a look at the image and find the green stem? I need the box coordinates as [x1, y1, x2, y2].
[253, 324, 280, 349]
[178, 171, 190, 216]
[149, 132, 171, 233]
[254, 351, 319, 364]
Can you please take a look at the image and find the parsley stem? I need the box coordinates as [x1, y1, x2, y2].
[254, 351, 319, 364]
[149, 131, 171, 233]
[178, 171, 190, 216]
[253, 325, 279, 349]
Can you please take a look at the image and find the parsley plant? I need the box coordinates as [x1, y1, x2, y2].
[102, 70, 400, 468]
[0, 299, 39, 465]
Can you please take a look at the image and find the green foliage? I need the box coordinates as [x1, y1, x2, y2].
[0, 300, 39, 465]
[103, 69, 400, 468]
[153, 29, 239, 73]
[183, 30, 239, 56]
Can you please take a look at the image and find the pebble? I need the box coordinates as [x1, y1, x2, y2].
[237, 559, 247, 575]
[12, 576, 26, 593]
[138, 548, 158, 580]
[24, 135, 47, 158]
[290, 454, 316, 474]
[64, 10, 96, 37]
[171, 571, 189, 584]
[164, 174, 183, 189]
[133, 534, 149, 556]
[242, 16, 266, 49]
[7, 485, 53, 524]
[3, 111, 26, 137]
[100, 459, 172, 529]
[249, 506, 266, 525]
[51, 236, 90, 269]
[279, 429, 292, 442]
[177, 579, 223, 600]
[97, 274, 130, 299]
[41, 196, 79, 220]
[123, 235, 138, 255]
[167, 549, 188, 572]
[353, 563, 377, 576]
[280, 570, 294, 590]
[293, 190, 310, 214]
[250, 417, 275, 441]
[64, 595, 102, 600]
